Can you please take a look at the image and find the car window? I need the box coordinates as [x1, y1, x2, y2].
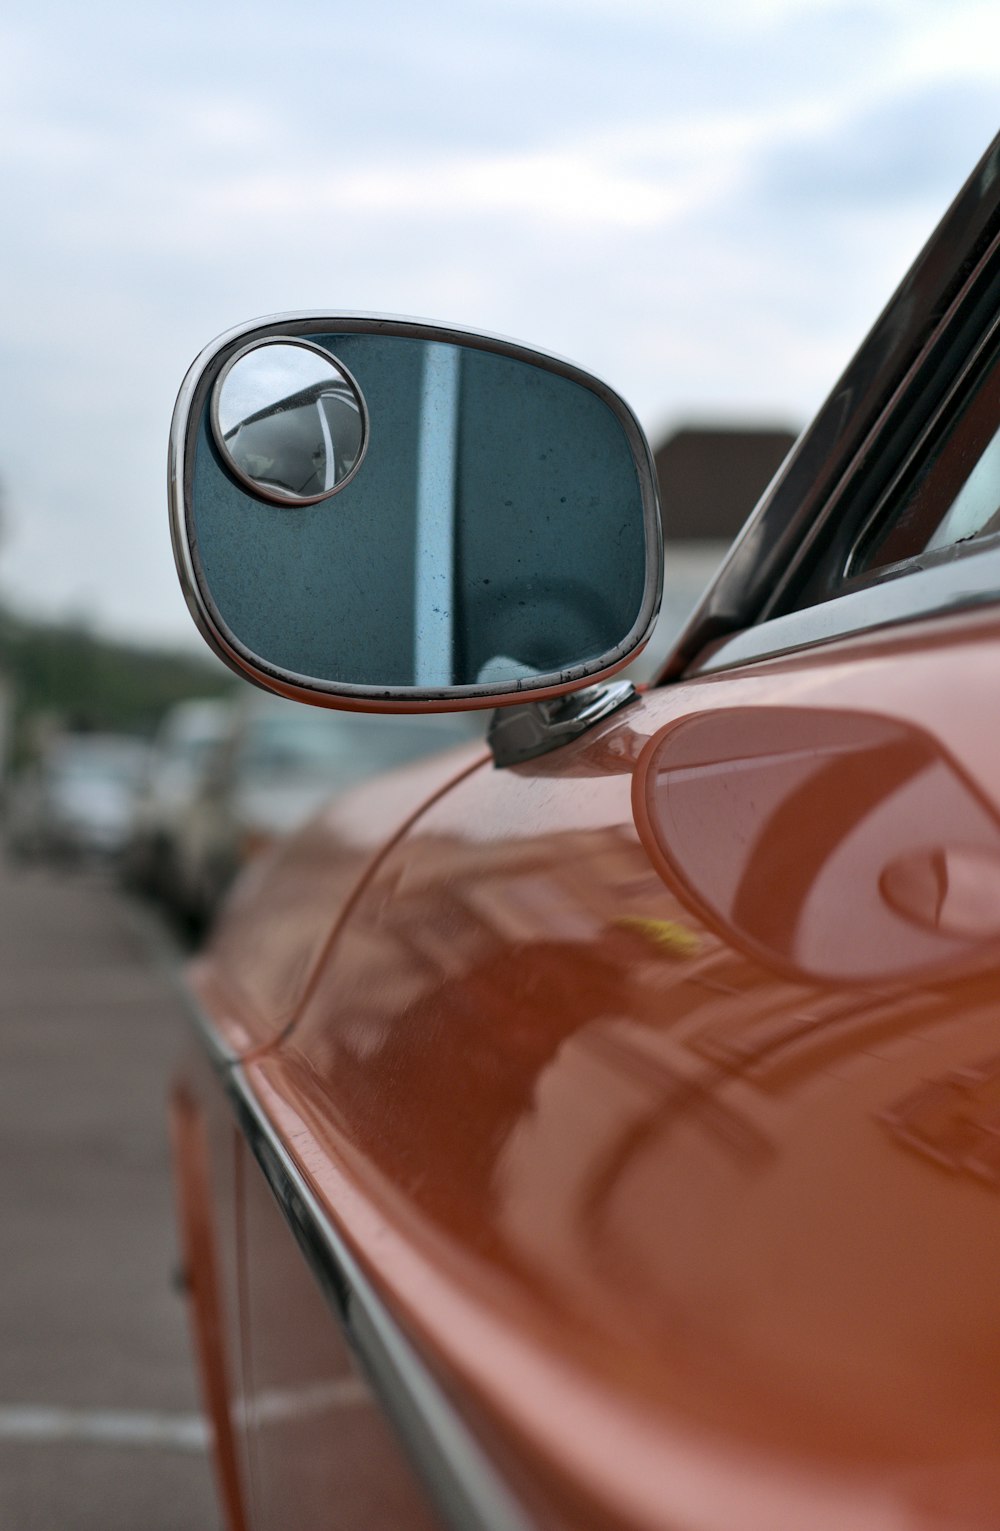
[684, 305, 1000, 678]
[850, 339, 1000, 577]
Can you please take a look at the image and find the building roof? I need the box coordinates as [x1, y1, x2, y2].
[654, 425, 798, 542]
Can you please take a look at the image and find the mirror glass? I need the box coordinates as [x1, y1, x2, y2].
[190, 331, 653, 695]
[213, 340, 366, 504]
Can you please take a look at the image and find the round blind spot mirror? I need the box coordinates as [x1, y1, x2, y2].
[212, 338, 368, 505]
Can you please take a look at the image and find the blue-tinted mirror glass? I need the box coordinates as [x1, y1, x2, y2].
[190, 333, 648, 692]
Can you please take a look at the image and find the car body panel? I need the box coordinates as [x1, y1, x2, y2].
[232, 1116, 451, 1531]
[170, 1072, 249, 1531]
[172, 135, 1000, 1531]
[187, 743, 488, 1055]
[173, 1042, 456, 1531]
[171, 698, 488, 932]
[187, 603, 1000, 1530]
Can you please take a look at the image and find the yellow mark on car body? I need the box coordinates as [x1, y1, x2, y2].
[613, 916, 700, 958]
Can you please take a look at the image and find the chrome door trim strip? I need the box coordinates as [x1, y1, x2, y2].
[119, 895, 240, 1069]
[169, 311, 663, 711]
[687, 541, 1000, 675]
[225, 1062, 535, 1531]
[156, 933, 532, 1527]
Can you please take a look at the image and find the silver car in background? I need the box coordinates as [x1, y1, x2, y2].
[167, 694, 483, 932]
[7, 733, 149, 862]
[121, 698, 235, 903]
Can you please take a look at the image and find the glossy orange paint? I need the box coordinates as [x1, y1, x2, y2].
[188, 742, 487, 1054]
[173, 1042, 453, 1531]
[169, 1081, 249, 1531]
[189, 604, 1000, 1530]
[232, 1126, 450, 1531]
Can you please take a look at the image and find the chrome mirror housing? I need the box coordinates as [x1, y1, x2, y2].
[169, 314, 662, 711]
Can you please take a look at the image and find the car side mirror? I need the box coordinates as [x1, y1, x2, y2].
[169, 316, 662, 711]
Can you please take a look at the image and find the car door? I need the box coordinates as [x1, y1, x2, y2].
[241, 639, 1000, 1527]
[169, 136, 1000, 1530]
[231, 149, 1000, 1528]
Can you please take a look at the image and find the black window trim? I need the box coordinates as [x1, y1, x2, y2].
[841, 305, 1000, 583]
[659, 133, 1000, 684]
[686, 539, 1000, 676]
[685, 265, 1000, 677]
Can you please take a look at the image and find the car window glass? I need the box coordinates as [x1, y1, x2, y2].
[852, 342, 1000, 576]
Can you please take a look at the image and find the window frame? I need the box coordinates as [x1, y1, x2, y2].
[659, 136, 1000, 685]
[843, 313, 1000, 580]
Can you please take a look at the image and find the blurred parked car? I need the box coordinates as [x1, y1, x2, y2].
[168, 694, 483, 930]
[6, 733, 149, 861]
[121, 698, 234, 901]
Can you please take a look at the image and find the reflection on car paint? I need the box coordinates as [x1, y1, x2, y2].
[880, 1051, 1000, 1188]
[210, 617, 1000, 1528]
[634, 705, 1000, 984]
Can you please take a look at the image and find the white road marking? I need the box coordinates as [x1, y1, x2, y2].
[0, 1406, 209, 1452]
[0, 1379, 371, 1452]
[251, 1376, 370, 1423]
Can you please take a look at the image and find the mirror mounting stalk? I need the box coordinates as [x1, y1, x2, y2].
[487, 681, 638, 768]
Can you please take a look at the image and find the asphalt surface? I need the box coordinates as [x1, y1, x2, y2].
[0, 852, 220, 1528]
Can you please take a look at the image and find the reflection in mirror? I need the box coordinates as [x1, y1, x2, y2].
[190, 330, 653, 696]
[212, 340, 366, 505]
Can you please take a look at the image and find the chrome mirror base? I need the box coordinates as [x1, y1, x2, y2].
[487, 680, 638, 767]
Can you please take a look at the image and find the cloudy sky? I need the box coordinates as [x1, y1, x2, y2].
[1, 0, 998, 646]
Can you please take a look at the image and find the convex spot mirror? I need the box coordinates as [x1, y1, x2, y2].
[213, 339, 368, 505]
[170, 316, 662, 709]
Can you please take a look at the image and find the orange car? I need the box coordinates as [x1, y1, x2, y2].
[168, 133, 1000, 1531]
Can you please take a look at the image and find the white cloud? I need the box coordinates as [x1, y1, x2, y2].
[208, 150, 699, 231]
[0, 0, 998, 641]
[897, 2, 1000, 83]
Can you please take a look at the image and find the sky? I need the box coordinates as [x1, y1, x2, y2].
[0, 0, 998, 647]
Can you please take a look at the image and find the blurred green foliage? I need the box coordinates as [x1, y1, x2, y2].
[0, 606, 236, 758]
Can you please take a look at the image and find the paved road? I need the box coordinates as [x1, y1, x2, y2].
[0, 853, 220, 1528]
